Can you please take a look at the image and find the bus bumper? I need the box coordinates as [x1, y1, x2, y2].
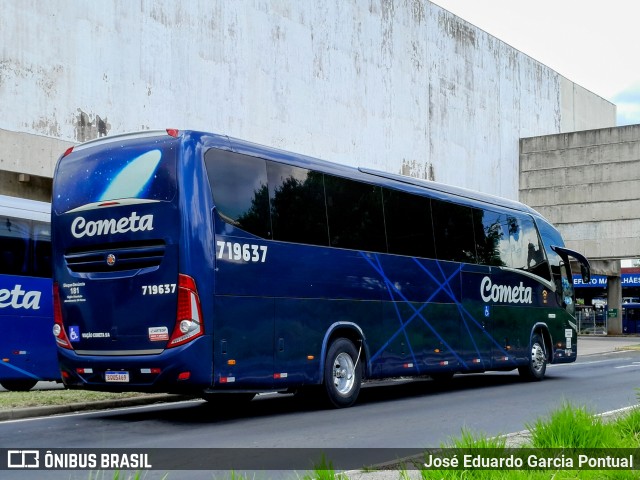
[56, 336, 212, 393]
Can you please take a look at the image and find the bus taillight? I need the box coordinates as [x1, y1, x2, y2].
[168, 274, 204, 348]
[52, 283, 73, 349]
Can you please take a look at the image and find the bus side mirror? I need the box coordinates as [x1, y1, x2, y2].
[551, 245, 591, 285]
[581, 264, 590, 284]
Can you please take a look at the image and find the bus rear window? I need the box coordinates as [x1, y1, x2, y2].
[53, 138, 178, 214]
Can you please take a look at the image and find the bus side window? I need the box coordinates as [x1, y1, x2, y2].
[32, 221, 52, 278]
[205, 150, 271, 239]
[517, 217, 550, 281]
[324, 175, 386, 253]
[431, 199, 477, 263]
[473, 209, 507, 267]
[266, 163, 329, 246]
[0, 216, 30, 275]
[382, 188, 435, 259]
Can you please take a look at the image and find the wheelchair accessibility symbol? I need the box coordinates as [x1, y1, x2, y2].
[484, 306, 491, 317]
[68, 326, 80, 342]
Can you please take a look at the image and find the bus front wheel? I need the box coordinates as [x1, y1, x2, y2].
[518, 333, 547, 381]
[323, 338, 362, 408]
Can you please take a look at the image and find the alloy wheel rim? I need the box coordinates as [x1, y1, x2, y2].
[333, 352, 355, 395]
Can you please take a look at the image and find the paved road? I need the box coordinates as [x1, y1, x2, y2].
[1, 334, 639, 418]
[1, 335, 639, 479]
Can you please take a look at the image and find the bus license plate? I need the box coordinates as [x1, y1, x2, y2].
[105, 371, 129, 382]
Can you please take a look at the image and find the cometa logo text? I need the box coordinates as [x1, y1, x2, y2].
[71, 212, 154, 238]
[480, 276, 532, 304]
[0, 285, 41, 310]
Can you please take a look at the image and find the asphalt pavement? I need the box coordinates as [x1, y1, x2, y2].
[2, 335, 640, 422]
[2, 336, 640, 479]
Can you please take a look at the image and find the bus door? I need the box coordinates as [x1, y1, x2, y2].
[469, 209, 520, 370]
[460, 263, 494, 371]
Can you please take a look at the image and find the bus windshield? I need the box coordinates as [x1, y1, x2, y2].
[53, 136, 178, 214]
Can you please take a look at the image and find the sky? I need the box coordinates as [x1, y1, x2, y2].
[432, 0, 640, 126]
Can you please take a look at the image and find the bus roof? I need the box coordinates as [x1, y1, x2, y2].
[59, 129, 544, 220]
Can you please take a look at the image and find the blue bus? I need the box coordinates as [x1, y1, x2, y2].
[0, 195, 58, 391]
[623, 303, 640, 334]
[51, 130, 590, 407]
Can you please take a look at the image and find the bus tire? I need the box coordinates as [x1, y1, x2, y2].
[323, 338, 362, 408]
[518, 333, 547, 381]
[0, 379, 38, 391]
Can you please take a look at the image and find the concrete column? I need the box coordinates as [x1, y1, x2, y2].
[607, 272, 622, 335]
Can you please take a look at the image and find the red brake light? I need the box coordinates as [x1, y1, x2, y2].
[166, 129, 180, 138]
[62, 146, 74, 157]
[168, 274, 204, 348]
[53, 283, 73, 349]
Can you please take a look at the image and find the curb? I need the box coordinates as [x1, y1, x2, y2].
[0, 394, 195, 421]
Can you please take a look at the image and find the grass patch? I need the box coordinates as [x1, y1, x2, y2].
[0, 389, 153, 409]
[301, 454, 349, 480]
[525, 402, 620, 448]
[412, 403, 640, 480]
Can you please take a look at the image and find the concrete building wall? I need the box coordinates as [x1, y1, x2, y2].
[520, 124, 640, 261]
[1, 0, 615, 202]
[559, 78, 617, 133]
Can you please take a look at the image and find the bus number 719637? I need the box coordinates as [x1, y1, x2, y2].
[216, 241, 267, 263]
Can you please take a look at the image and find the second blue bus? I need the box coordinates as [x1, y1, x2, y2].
[0, 194, 58, 391]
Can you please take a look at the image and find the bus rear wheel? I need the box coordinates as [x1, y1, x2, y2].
[0, 379, 38, 391]
[323, 338, 362, 408]
[518, 333, 547, 381]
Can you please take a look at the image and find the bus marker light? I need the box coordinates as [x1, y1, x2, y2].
[76, 368, 93, 374]
[274, 373, 288, 379]
[62, 146, 74, 157]
[434, 349, 440, 353]
[2, 358, 8, 363]
[177, 371, 190, 381]
[472, 358, 481, 364]
[166, 129, 180, 137]
[307, 355, 314, 360]
[439, 361, 449, 366]
[220, 377, 235, 383]
[12, 351, 27, 355]
[141, 368, 161, 374]
[403, 363, 414, 368]
[506, 346, 511, 351]
[227, 360, 236, 366]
